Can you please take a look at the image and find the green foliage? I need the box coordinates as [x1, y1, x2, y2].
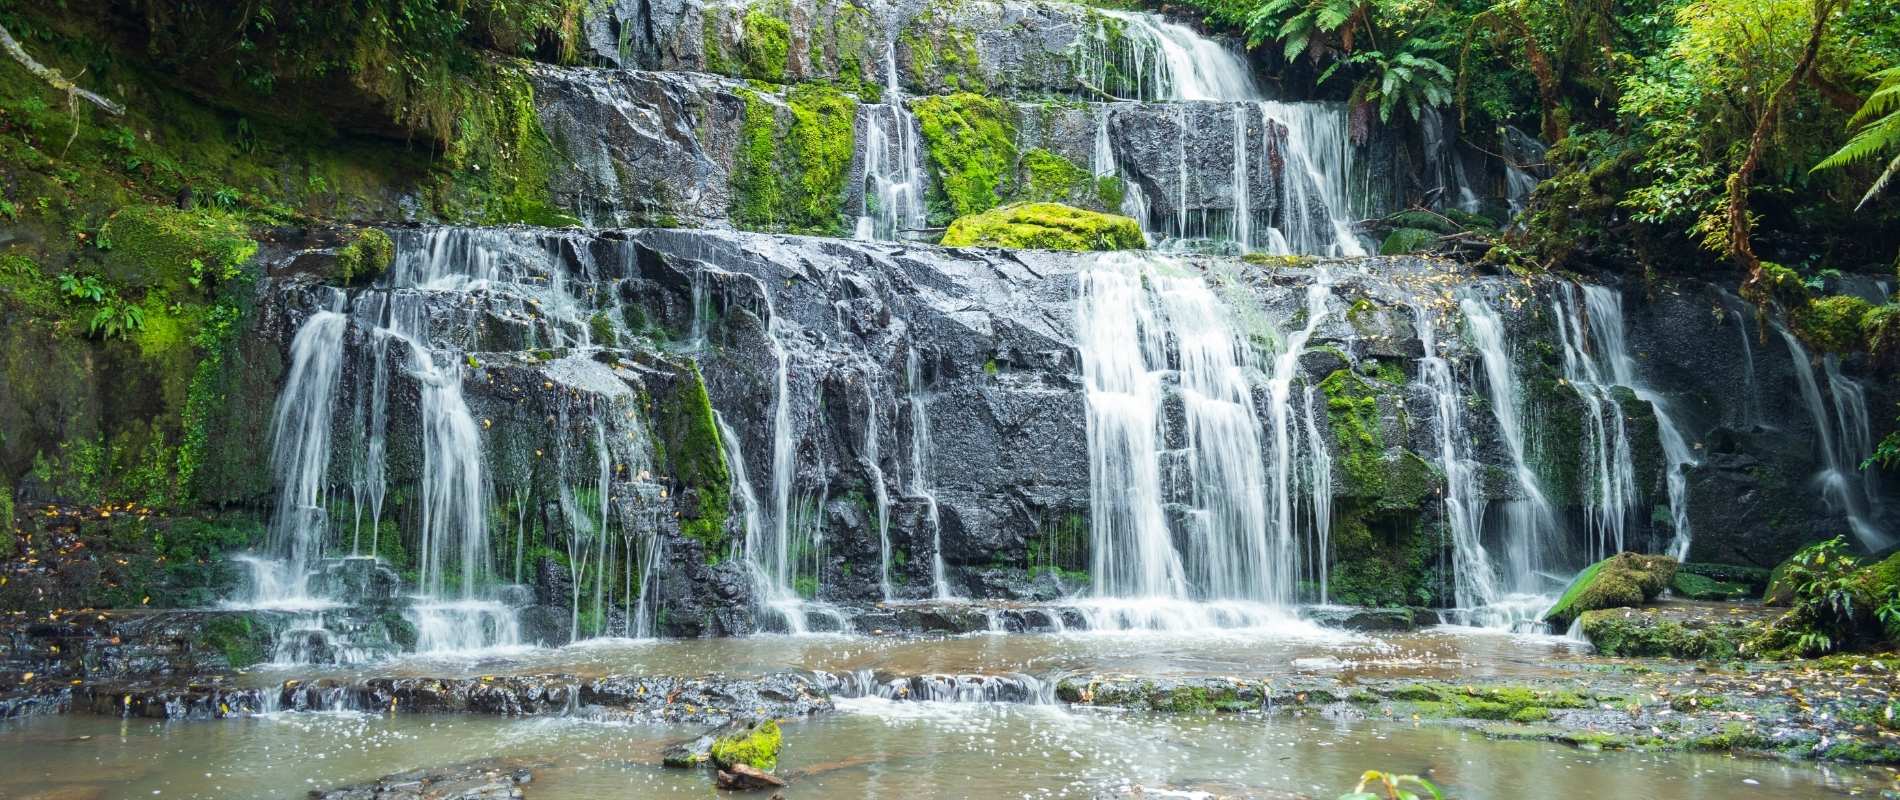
[710, 720, 783, 771]
[1790, 294, 1875, 353]
[1324, 40, 1454, 123]
[1379, 227, 1439, 254]
[1813, 65, 1900, 209]
[940, 203, 1145, 251]
[913, 93, 1018, 223]
[1338, 770, 1443, 800]
[202, 615, 268, 670]
[1752, 537, 1885, 657]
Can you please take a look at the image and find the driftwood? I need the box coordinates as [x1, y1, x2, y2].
[0, 22, 124, 115]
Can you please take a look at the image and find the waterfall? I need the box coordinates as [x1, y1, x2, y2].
[863, 377, 894, 600]
[1074, 252, 1306, 628]
[257, 306, 349, 607]
[854, 42, 925, 241]
[1717, 290, 1763, 428]
[1263, 273, 1333, 607]
[905, 348, 954, 600]
[1415, 305, 1500, 615]
[1459, 296, 1565, 589]
[1552, 285, 1637, 561]
[1779, 330, 1892, 550]
[1260, 102, 1367, 258]
[1300, 386, 1332, 603]
[1577, 286, 1698, 560]
[1081, 10, 1262, 101]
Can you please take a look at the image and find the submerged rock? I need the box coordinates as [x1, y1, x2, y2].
[940, 203, 1145, 251]
[308, 758, 532, 800]
[1543, 553, 1678, 628]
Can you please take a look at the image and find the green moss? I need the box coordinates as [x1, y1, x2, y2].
[711, 719, 783, 771]
[1317, 368, 1434, 508]
[900, 1, 986, 92]
[1326, 504, 1439, 607]
[98, 206, 258, 295]
[730, 85, 859, 235]
[589, 311, 617, 347]
[1094, 175, 1126, 209]
[740, 9, 792, 83]
[1020, 149, 1090, 204]
[1579, 609, 1746, 660]
[940, 203, 1144, 251]
[1544, 553, 1677, 628]
[1862, 303, 1900, 363]
[1379, 227, 1440, 255]
[654, 365, 732, 561]
[1687, 723, 1772, 753]
[202, 615, 267, 669]
[1669, 571, 1751, 601]
[912, 93, 1017, 223]
[333, 228, 395, 285]
[1791, 294, 1875, 354]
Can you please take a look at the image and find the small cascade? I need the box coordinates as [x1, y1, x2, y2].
[1074, 252, 1310, 628]
[1415, 305, 1503, 617]
[1779, 330, 1892, 550]
[1079, 10, 1262, 102]
[1553, 285, 1638, 561]
[854, 43, 926, 241]
[1577, 286, 1698, 560]
[1717, 290, 1764, 428]
[862, 376, 895, 600]
[821, 671, 1052, 705]
[256, 306, 349, 607]
[1259, 102, 1367, 258]
[1457, 295, 1564, 629]
[1299, 386, 1333, 603]
[905, 348, 955, 600]
[1262, 273, 1334, 607]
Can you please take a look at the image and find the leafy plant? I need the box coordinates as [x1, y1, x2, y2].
[58, 273, 106, 303]
[1322, 39, 1455, 122]
[1812, 65, 1900, 209]
[1339, 770, 1443, 800]
[88, 302, 146, 340]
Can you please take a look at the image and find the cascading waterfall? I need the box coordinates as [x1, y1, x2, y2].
[1299, 386, 1333, 603]
[863, 377, 895, 600]
[1080, 10, 1261, 101]
[905, 347, 954, 600]
[254, 305, 349, 607]
[1458, 295, 1565, 628]
[854, 42, 925, 242]
[1552, 285, 1637, 561]
[1415, 305, 1501, 617]
[1259, 102, 1367, 258]
[1074, 252, 1312, 628]
[1262, 274, 1334, 608]
[1779, 329, 1892, 550]
[1577, 286, 1698, 560]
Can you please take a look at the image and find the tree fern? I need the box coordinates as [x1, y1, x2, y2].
[1813, 65, 1900, 209]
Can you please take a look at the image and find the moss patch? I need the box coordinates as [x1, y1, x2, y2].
[653, 365, 732, 561]
[941, 203, 1143, 251]
[912, 93, 1017, 223]
[1579, 609, 1747, 660]
[710, 719, 782, 771]
[730, 85, 858, 235]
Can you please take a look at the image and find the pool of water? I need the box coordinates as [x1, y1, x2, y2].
[0, 699, 1883, 799]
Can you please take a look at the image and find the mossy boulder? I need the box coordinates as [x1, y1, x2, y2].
[1379, 227, 1440, 255]
[1670, 571, 1753, 601]
[97, 205, 258, 294]
[709, 718, 782, 771]
[333, 228, 395, 285]
[1543, 552, 1678, 628]
[1578, 609, 1747, 660]
[940, 203, 1144, 252]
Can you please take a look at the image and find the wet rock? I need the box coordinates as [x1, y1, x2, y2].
[1543, 553, 1678, 628]
[1304, 606, 1427, 632]
[715, 763, 787, 792]
[308, 758, 532, 799]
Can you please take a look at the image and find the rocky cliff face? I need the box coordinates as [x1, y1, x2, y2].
[238, 225, 1898, 642]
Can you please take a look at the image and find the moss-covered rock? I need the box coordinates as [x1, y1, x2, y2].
[333, 228, 396, 285]
[1670, 570, 1752, 601]
[98, 206, 258, 295]
[1544, 552, 1678, 628]
[940, 203, 1143, 251]
[912, 92, 1017, 222]
[652, 365, 732, 561]
[1379, 227, 1440, 255]
[1579, 608, 1747, 659]
[709, 718, 782, 771]
[1791, 294, 1875, 354]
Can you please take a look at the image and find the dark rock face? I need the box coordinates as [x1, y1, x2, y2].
[240, 224, 1896, 641]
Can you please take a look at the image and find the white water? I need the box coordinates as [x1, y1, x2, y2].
[1552, 285, 1637, 561]
[1082, 10, 1261, 102]
[1456, 295, 1563, 629]
[1299, 386, 1333, 603]
[1075, 252, 1316, 628]
[1415, 305, 1501, 616]
[1578, 286, 1698, 560]
[1259, 102, 1367, 258]
[854, 43, 926, 242]
[1779, 329, 1892, 550]
[255, 307, 348, 607]
[863, 377, 895, 600]
[906, 348, 955, 600]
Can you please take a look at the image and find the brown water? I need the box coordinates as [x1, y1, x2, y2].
[0, 699, 1885, 799]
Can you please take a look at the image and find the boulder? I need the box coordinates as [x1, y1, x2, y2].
[710, 718, 783, 771]
[1543, 553, 1678, 628]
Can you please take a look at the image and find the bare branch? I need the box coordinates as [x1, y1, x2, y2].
[0, 22, 125, 116]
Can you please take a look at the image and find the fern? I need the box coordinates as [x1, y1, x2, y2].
[1813, 65, 1900, 209]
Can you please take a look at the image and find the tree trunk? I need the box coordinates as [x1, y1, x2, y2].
[1732, 0, 1838, 298]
